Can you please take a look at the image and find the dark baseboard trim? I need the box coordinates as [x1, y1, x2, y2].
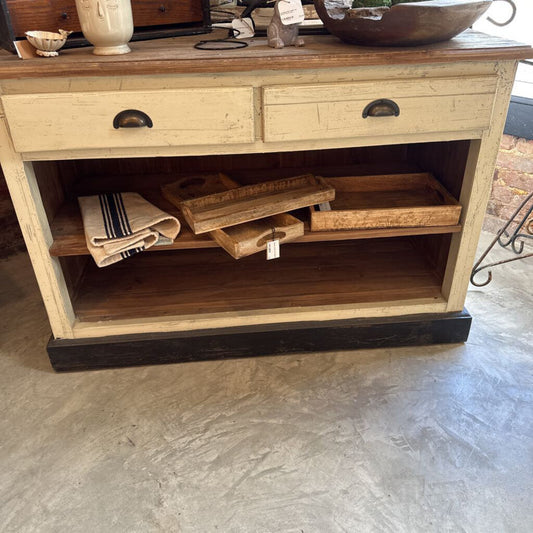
[504, 95, 533, 140]
[47, 309, 472, 372]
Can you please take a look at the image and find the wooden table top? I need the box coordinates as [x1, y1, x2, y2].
[0, 30, 530, 79]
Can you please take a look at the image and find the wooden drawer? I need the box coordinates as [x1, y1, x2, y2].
[263, 76, 498, 143]
[4, 0, 206, 37]
[2, 87, 254, 153]
[5, 0, 82, 34]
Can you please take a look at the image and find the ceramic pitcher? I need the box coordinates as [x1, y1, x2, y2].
[75, 0, 134, 55]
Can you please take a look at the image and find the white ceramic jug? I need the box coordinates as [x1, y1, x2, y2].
[75, 0, 134, 55]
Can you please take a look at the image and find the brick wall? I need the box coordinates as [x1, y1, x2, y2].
[483, 135, 533, 233]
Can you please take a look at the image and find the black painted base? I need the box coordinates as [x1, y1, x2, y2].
[47, 309, 472, 372]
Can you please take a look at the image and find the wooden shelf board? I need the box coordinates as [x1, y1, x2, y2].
[72, 239, 443, 322]
[48, 200, 461, 257]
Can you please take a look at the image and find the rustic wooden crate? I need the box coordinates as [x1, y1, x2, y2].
[309, 173, 462, 231]
[0, 0, 210, 52]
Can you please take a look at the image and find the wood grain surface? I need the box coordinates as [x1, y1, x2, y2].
[309, 173, 462, 231]
[48, 168, 461, 257]
[48, 199, 461, 256]
[180, 174, 335, 234]
[73, 238, 443, 321]
[162, 174, 304, 259]
[0, 31, 530, 80]
[212, 214, 305, 259]
[5, 0, 205, 37]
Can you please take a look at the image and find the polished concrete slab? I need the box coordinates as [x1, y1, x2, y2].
[0, 233, 531, 532]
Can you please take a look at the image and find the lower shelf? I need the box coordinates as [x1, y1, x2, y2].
[72, 238, 444, 322]
[47, 309, 472, 372]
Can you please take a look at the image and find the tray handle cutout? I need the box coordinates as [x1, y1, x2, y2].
[256, 231, 287, 248]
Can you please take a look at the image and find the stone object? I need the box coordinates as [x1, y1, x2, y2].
[267, 1, 305, 49]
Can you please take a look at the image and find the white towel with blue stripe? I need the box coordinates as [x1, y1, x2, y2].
[78, 192, 180, 268]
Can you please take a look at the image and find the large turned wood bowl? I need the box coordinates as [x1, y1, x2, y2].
[313, 0, 493, 46]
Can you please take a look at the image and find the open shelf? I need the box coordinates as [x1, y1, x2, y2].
[72, 238, 444, 322]
[48, 196, 462, 257]
[34, 144, 467, 319]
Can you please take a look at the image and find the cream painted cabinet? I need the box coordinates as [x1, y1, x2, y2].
[0, 33, 529, 370]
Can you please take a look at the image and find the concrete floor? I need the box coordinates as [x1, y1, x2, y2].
[0, 232, 531, 533]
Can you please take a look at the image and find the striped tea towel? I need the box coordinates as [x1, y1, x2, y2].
[78, 192, 180, 268]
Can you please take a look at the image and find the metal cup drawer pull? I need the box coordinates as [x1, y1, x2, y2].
[362, 99, 400, 118]
[113, 109, 153, 129]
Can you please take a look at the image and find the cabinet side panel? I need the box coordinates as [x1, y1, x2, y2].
[443, 61, 518, 310]
[0, 116, 75, 338]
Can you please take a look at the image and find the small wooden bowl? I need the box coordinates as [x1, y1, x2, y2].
[25, 30, 72, 57]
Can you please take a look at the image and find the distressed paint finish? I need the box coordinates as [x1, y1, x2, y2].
[2, 87, 255, 152]
[442, 61, 518, 311]
[262, 75, 498, 142]
[0, 36, 526, 343]
[0, 114, 75, 338]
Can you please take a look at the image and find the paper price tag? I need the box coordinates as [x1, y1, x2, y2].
[278, 0, 305, 26]
[232, 17, 255, 39]
[267, 239, 281, 260]
[317, 202, 332, 211]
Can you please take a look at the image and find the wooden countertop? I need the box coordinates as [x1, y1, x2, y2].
[0, 30, 530, 79]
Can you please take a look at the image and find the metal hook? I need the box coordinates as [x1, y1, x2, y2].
[487, 0, 517, 27]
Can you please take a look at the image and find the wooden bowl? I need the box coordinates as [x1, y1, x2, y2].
[25, 30, 71, 57]
[314, 0, 493, 46]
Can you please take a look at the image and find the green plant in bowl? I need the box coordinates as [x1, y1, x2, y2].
[351, 0, 423, 6]
[352, 0, 390, 7]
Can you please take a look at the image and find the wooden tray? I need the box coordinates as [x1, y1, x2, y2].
[162, 173, 240, 202]
[212, 214, 304, 259]
[309, 173, 462, 231]
[179, 174, 335, 235]
[162, 174, 304, 259]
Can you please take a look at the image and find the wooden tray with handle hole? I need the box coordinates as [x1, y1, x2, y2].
[178, 174, 335, 235]
[162, 174, 304, 259]
[309, 172, 461, 231]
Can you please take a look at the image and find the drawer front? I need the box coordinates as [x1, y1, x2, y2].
[263, 76, 498, 143]
[2, 87, 254, 153]
[130, 0, 205, 27]
[6, 0, 81, 35]
[6, 0, 205, 37]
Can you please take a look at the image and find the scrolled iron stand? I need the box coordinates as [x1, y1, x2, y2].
[471, 193, 533, 286]
[470, 0, 533, 286]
